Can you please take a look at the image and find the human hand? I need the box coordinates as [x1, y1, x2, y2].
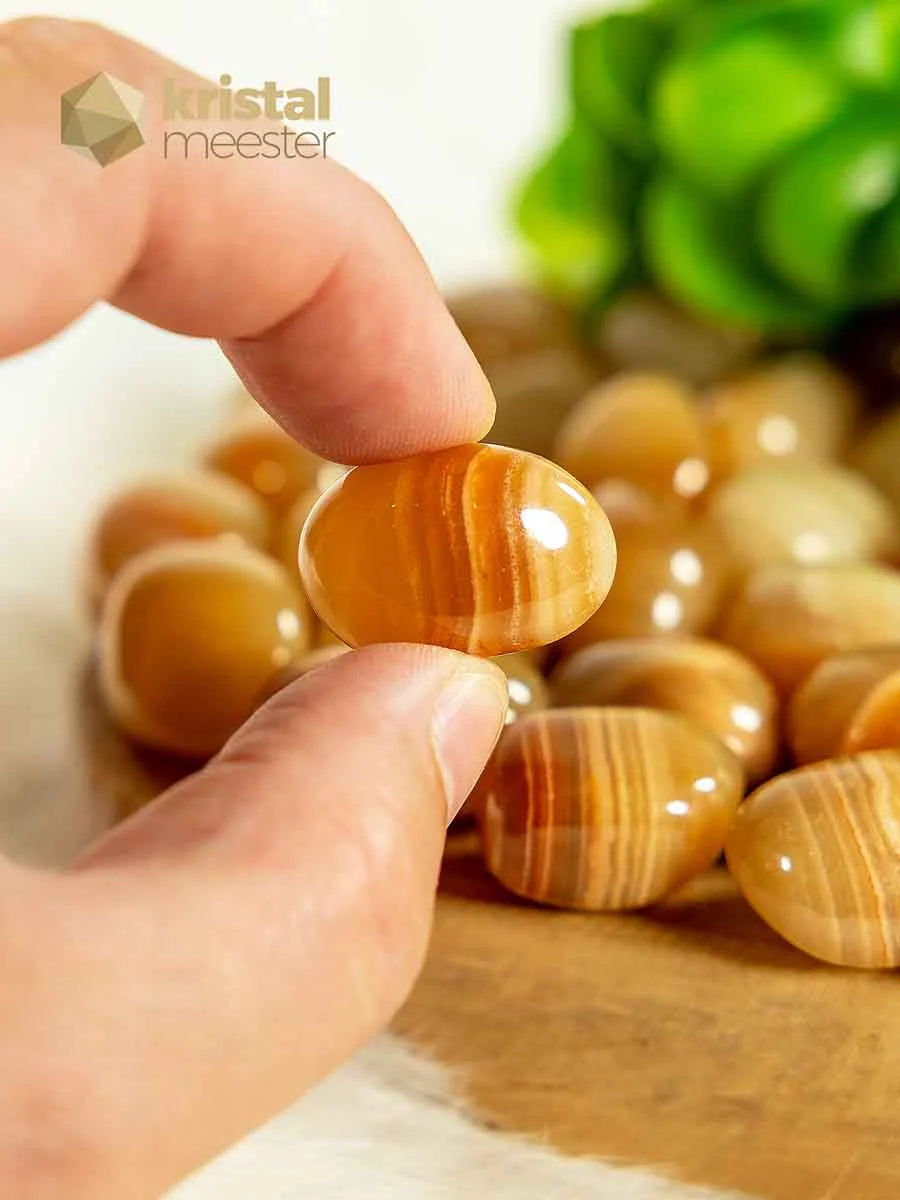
[0, 18, 508, 1197]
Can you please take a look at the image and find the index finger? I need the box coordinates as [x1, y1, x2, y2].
[0, 18, 494, 462]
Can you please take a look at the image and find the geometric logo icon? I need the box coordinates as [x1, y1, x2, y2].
[60, 72, 146, 167]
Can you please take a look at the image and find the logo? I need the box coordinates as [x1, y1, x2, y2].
[59, 72, 335, 166]
[60, 72, 146, 167]
[160, 75, 335, 161]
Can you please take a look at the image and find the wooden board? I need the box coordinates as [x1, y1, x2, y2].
[4, 652, 900, 1200]
[400, 834, 900, 1200]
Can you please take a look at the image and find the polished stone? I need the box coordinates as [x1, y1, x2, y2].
[481, 708, 744, 910]
[719, 562, 900, 696]
[87, 470, 271, 611]
[706, 462, 897, 575]
[552, 636, 778, 784]
[702, 355, 858, 481]
[100, 541, 310, 758]
[448, 285, 581, 368]
[727, 753, 900, 968]
[555, 372, 711, 502]
[299, 444, 617, 655]
[788, 648, 900, 765]
[591, 288, 758, 386]
[205, 415, 322, 515]
[561, 481, 725, 651]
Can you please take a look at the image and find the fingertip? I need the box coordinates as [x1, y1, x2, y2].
[234, 643, 508, 822]
[428, 657, 508, 822]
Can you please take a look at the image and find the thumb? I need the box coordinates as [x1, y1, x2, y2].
[0, 646, 507, 1198]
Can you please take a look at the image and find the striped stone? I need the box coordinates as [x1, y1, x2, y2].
[551, 636, 779, 785]
[788, 649, 900, 765]
[726, 753, 900, 968]
[719, 562, 900, 696]
[481, 708, 744, 910]
[298, 444, 616, 655]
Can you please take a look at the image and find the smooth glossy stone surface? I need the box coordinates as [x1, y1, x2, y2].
[275, 486, 320, 581]
[552, 637, 778, 784]
[852, 406, 900, 519]
[726, 753, 900, 968]
[486, 348, 600, 459]
[100, 541, 310, 758]
[457, 652, 550, 822]
[448, 285, 581, 368]
[705, 463, 898, 576]
[87, 471, 271, 610]
[554, 372, 711, 501]
[719, 563, 900, 696]
[299, 444, 617, 655]
[276, 478, 350, 648]
[205, 416, 321, 515]
[481, 708, 744, 910]
[788, 649, 900, 765]
[591, 289, 758, 386]
[494, 652, 549, 726]
[702, 355, 859, 481]
[561, 482, 725, 652]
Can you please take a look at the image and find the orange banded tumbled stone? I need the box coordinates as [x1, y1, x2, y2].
[551, 637, 778, 785]
[205, 416, 322, 516]
[718, 562, 900, 696]
[726, 753, 900, 968]
[299, 444, 617, 656]
[87, 470, 271, 611]
[788, 649, 900, 765]
[702, 355, 859, 482]
[554, 372, 710, 501]
[560, 481, 725, 652]
[100, 541, 310, 758]
[705, 462, 897, 575]
[481, 708, 744, 910]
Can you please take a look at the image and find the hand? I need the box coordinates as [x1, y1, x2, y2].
[0, 18, 508, 1197]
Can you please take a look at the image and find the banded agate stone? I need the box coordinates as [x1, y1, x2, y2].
[299, 444, 617, 655]
[788, 649, 900, 765]
[719, 562, 900, 696]
[205, 416, 322, 515]
[552, 637, 778, 785]
[727, 753, 900, 968]
[87, 470, 271, 612]
[561, 481, 725, 651]
[481, 708, 744, 910]
[100, 541, 310, 758]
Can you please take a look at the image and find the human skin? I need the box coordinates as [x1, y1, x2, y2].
[0, 18, 508, 1197]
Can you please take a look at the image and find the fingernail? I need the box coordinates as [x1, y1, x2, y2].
[431, 663, 508, 823]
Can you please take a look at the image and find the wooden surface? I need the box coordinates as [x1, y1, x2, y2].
[399, 836, 900, 1200]
[4, 638, 900, 1200]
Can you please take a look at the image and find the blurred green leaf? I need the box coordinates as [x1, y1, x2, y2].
[514, 0, 900, 334]
[832, 0, 900, 89]
[571, 12, 666, 158]
[653, 25, 843, 195]
[759, 100, 900, 304]
[643, 171, 826, 330]
[857, 194, 900, 301]
[682, 0, 845, 41]
[515, 127, 629, 300]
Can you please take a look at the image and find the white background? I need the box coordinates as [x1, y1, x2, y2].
[0, 0, 600, 602]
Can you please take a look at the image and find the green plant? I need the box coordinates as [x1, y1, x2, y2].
[515, 0, 900, 334]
